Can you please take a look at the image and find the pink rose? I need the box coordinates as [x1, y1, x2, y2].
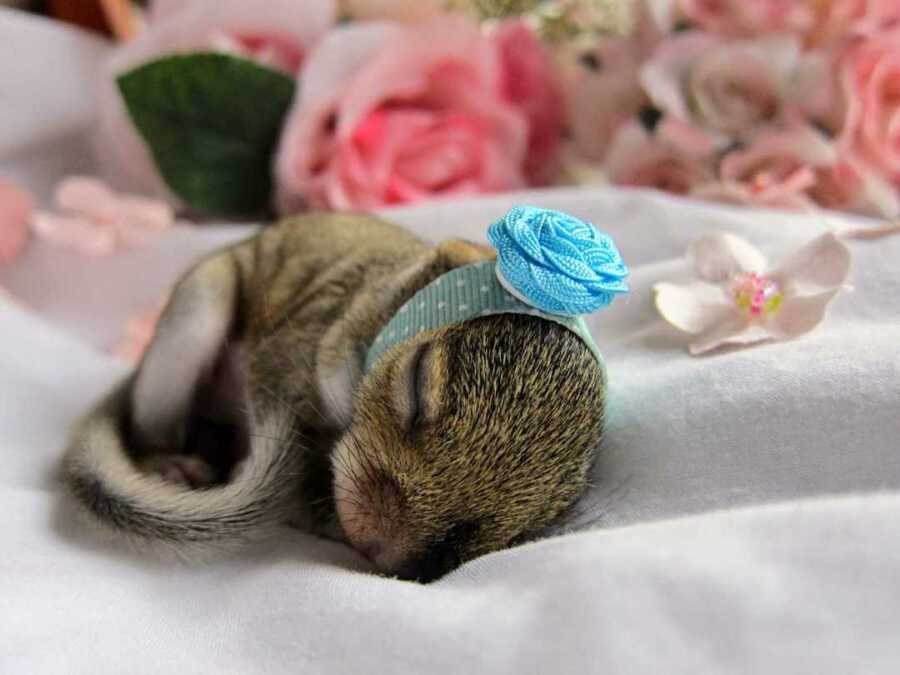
[95, 0, 336, 204]
[563, 37, 647, 161]
[808, 155, 900, 218]
[0, 179, 32, 263]
[491, 20, 566, 185]
[693, 124, 833, 210]
[694, 123, 898, 217]
[838, 26, 900, 186]
[641, 31, 812, 139]
[276, 16, 561, 211]
[678, 0, 815, 37]
[606, 118, 716, 195]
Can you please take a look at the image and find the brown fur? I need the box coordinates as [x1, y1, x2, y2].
[62, 213, 606, 581]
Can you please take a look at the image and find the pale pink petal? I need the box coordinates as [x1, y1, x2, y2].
[56, 175, 117, 212]
[298, 23, 401, 109]
[641, 31, 719, 122]
[654, 280, 735, 333]
[768, 289, 841, 340]
[687, 233, 767, 282]
[688, 312, 754, 355]
[55, 176, 173, 247]
[30, 212, 117, 256]
[112, 300, 167, 364]
[769, 232, 851, 294]
[337, 17, 499, 135]
[0, 179, 33, 263]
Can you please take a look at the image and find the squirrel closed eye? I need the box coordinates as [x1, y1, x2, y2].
[62, 211, 609, 582]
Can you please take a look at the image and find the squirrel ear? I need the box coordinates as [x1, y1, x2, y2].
[435, 239, 495, 270]
[131, 253, 239, 452]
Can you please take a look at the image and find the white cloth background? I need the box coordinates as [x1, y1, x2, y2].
[1, 11, 899, 674]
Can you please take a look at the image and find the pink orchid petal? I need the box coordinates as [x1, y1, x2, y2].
[30, 212, 117, 256]
[654, 280, 735, 334]
[688, 312, 755, 355]
[769, 289, 841, 340]
[0, 179, 33, 263]
[769, 232, 851, 295]
[687, 233, 767, 283]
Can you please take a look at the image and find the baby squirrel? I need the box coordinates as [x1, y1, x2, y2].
[63, 213, 606, 582]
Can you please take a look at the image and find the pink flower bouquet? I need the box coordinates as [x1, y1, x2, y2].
[91, 0, 900, 219]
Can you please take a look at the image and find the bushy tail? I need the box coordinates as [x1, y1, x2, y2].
[62, 387, 300, 560]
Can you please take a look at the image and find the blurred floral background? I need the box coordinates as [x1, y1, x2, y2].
[7, 0, 900, 220]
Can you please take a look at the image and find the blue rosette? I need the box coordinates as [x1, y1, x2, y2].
[487, 206, 629, 315]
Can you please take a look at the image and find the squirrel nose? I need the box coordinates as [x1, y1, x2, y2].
[390, 540, 461, 583]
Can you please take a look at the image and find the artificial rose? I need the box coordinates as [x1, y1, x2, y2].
[808, 156, 900, 218]
[641, 31, 806, 139]
[693, 124, 836, 210]
[491, 20, 566, 184]
[838, 26, 900, 187]
[678, 0, 815, 37]
[275, 16, 562, 211]
[606, 118, 716, 195]
[487, 206, 629, 315]
[95, 0, 336, 204]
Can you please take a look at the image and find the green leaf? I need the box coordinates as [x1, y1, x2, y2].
[117, 53, 296, 217]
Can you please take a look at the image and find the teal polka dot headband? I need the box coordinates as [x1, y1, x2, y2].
[365, 206, 630, 372]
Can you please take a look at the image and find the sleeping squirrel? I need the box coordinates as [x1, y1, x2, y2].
[62, 212, 608, 582]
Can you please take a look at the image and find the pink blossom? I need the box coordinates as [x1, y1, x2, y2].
[0, 179, 32, 263]
[641, 31, 810, 139]
[694, 124, 836, 210]
[606, 119, 716, 195]
[654, 231, 851, 355]
[838, 26, 900, 187]
[275, 16, 560, 211]
[96, 0, 336, 204]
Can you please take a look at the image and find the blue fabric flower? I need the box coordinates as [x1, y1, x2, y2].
[487, 206, 629, 315]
